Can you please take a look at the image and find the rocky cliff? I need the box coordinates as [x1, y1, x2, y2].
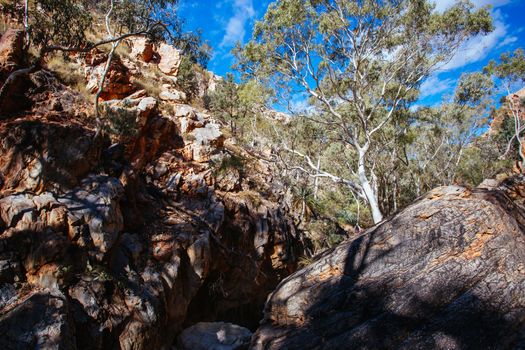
[0, 29, 303, 349]
[252, 177, 525, 349]
[3, 23, 525, 350]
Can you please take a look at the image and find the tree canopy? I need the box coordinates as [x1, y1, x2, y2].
[235, 0, 493, 223]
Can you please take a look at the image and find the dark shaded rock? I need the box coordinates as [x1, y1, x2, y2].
[57, 176, 124, 259]
[179, 322, 252, 350]
[252, 182, 525, 350]
[0, 29, 32, 115]
[0, 283, 17, 309]
[0, 119, 103, 194]
[0, 291, 76, 350]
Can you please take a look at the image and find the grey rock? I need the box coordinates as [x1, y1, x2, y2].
[0, 291, 76, 350]
[179, 322, 252, 350]
[192, 123, 224, 162]
[58, 175, 124, 257]
[0, 284, 17, 310]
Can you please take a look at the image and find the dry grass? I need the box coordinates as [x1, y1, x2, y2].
[134, 76, 163, 98]
[46, 53, 93, 102]
[134, 64, 167, 98]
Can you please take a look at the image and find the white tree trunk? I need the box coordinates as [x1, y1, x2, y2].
[357, 150, 383, 224]
[314, 155, 321, 200]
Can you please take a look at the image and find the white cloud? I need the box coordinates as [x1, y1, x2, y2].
[221, 0, 255, 47]
[497, 35, 518, 48]
[439, 10, 508, 71]
[419, 75, 456, 98]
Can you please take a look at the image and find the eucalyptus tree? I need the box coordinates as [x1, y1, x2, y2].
[484, 49, 525, 170]
[236, 0, 493, 223]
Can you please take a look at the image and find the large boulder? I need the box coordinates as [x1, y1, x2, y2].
[85, 50, 134, 100]
[159, 89, 186, 102]
[191, 123, 225, 162]
[0, 291, 76, 350]
[129, 37, 154, 63]
[157, 43, 181, 76]
[252, 178, 525, 350]
[179, 322, 252, 350]
[102, 91, 158, 132]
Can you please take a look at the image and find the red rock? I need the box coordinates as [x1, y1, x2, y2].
[0, 28, 24, 76]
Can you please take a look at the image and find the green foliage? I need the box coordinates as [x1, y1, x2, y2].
[3, 0, 92, 54]
[208, 73, 239, 130]
[455, 142, 512, 186]
[211, 153, 246, 176]
[102, 103, 139, 139]
[484, 48, 525, 84]
[305, 219, 347, 254]
[455, 72, 494, 105]
[208, 74, 272, 142]
[235, 0, 494, 224]
[483, 49, 525, 166]
[177, 55, 198, 99]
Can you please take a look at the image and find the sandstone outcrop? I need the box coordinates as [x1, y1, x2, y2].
[129, 37, 155, 63]
[85, 50, 134, 100]
[0, 46, 303, 349]
[158, 43, 182, 76]
[252, 178, 525, 350]
[0, 118, 102, 194]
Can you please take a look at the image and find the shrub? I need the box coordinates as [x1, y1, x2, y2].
[102, 102, 139, 139]
[176, 55, 198, 99]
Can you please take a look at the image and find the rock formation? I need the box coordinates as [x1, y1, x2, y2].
[0, 29, 303, 350]
[252, 178, 525, 349]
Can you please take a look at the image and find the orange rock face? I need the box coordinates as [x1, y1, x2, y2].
[0, 28, 24, 77]
[85, 50, 135, 101]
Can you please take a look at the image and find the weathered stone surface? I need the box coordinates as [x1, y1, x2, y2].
[192, 123, 224, 162]
[159, 89, 186, 102]
[158, 43, 181, 75]
[58, 176, 124, 257]
[129, 37, 154, 63]
[0, 29, 24, 75]
[0, 119, 101, 194]
[179, 322, 252, 350]
[252, 179, 525, 350]
[103, 94, 158, 130]
[206, 72, 223, 94]
[0, 36, 304, 350]
[0, 291, 76, 350]
[85, 50, 134, 100]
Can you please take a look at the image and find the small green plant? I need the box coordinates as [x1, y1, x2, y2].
[102, 102, 139, 139]
[211, 154, 246, 176]
[86, 262, 114, 282]
[298, 255, 316, 268]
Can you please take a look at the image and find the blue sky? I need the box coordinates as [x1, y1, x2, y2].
[179, 0, 525, 106]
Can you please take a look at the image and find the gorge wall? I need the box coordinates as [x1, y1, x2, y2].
[0, 30, 303, 349]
